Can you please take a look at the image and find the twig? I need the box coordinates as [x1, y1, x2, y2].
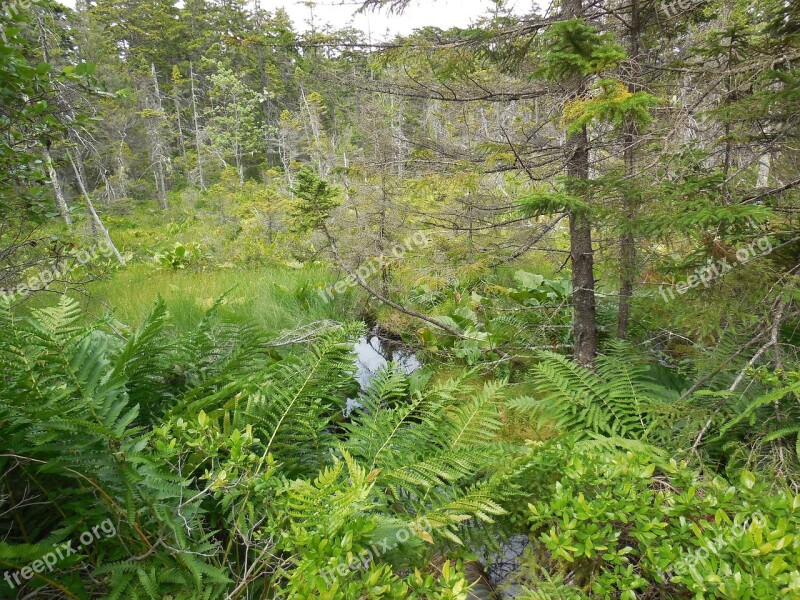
[322, 226, 465, 338]
[691, 299, 786, 452]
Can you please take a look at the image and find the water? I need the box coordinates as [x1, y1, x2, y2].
[349, 327, 526, 598]
[352, 329, 422, 388]
[345, 328, 422, 415]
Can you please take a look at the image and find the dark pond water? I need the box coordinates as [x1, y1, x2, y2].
[349, 327, 527, 599]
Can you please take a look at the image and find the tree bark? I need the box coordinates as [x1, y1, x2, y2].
[616, 0, 641, 340]
[567, 162, 597, 369]
[757, 153, 770, 188]
[45, 150, 72, 226]
[564, 0, 597, 368]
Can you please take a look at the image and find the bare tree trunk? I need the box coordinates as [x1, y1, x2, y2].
[67, 150, 125, 265]
[190, 62, 206, 191]
[116, 140, 128, 198]
[616, 0, 640, 340]
[757, 153, 771, 188]
[390, 95, 406, 178]
[149, 63, 169, 210]
[173, 91, 187, 161]
[564, 0, 597, 368]
[300, 86, 325, 175]
[45, 150, 72, 226]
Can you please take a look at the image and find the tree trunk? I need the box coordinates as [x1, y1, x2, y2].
[616, 0, 640, 340]
[300, 86, 325, 175]
[757, 153, 770, 188]
[116, 140, 128, 198]
[190, 62, 206, 191]
[149, 63, 169, 210]
[567, 146, 597, 369]
[174, 92, 187, 161]
[45, 150, 72, 226]
[67, 150, 125, 265]
[564, 0, 597, 368]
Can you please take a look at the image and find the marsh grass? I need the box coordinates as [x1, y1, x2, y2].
[81, 262, 362, 334]
[13, 260, 357, 335]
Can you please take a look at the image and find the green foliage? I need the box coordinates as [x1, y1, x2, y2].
[0, 2, 97, 294]
[204, 61, 263, 181]
[2, 283, 798, 600]
[517, 445, 800, 599]
[715, 368, 800, 471]
[153, 241, 206, 270]
[518, 190, 589, 217]
[0, 297, 231, 598]
[290, 168, 342, 231]
[561, 79, 658, 135]
[536, 19, 626, 80]
[3, 2, 800, 598]
[0, 298, 511, 598]
[510, 344, 684, 443]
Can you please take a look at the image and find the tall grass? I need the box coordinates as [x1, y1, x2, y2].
[80, 263, 358, 334]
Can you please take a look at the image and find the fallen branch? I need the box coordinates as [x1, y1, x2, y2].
[322, 226, 465, 338]
[266, 320, 342, 346]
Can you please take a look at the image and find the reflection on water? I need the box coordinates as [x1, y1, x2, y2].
[353, 331, 421, 389]
[346, 328, 421, 416]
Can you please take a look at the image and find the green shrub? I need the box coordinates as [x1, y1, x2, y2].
[153, 241, 206, 270]
[517, 444, 800, 599]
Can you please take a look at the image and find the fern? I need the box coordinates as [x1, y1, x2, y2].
[512, 344, 681, 443]
[1, 299, 515, 598]
[0, 297, 230, 598]
[340, 369, 509, 547]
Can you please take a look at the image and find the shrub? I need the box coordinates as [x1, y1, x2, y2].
[518, 444, 800, 599]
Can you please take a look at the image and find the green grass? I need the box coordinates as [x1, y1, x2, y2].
[79, 262, 359, 335]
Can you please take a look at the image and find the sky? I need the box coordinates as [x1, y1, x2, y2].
[269, 0, 532, 38]
[56, 0, 536, 38]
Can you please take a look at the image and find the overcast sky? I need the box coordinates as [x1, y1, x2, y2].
[56, 1, 537, 38]
[271, 0, 533, 38]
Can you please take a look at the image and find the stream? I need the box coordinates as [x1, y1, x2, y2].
[350, 327, 527, 599]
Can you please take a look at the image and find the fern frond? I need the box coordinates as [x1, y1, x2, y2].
[519, 349, 681, 443]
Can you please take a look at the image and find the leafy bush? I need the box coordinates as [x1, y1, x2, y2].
[516, 444, 800, 599]
[153, 241, 206, 270]
[2, 298, 798, 599]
